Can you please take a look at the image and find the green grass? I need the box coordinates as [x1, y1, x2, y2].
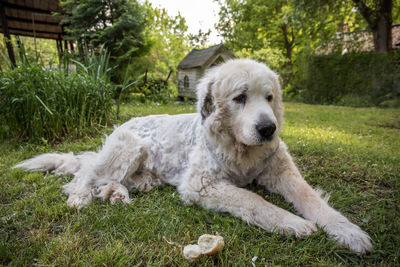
[1, 102, 399, 265]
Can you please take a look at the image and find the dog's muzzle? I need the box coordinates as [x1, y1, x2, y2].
[256, 121, 276, 141]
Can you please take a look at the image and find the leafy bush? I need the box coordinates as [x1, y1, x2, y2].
[0, 63, 113, 142]
[131, 72, 177, 104]
[295, 52, 399, 106]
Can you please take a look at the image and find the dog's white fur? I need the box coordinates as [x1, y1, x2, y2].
[14, 59, 372, 253]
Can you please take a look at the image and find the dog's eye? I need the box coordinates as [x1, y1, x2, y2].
[267, 95, 273, 102]
[233, 94, 247, 104]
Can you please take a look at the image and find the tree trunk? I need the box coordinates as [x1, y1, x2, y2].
[144, 69, 148, 84]
[165, 69, 173, 82]
[281, 24, 294, 65]
[372, 0, 392, 53]
[353, 0, 392, 53]
[372, 16, 392, 53]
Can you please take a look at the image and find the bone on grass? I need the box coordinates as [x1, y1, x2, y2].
[183, 234, 225, 261]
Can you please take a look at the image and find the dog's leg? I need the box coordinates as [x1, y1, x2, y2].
[257, 148, 373, 253]
[88, 128, 152, 204]
[93, 129, 148, 183]
[91, 170, 163, 205]
[64, 129, 149, 208]
[178, 175, 316, 238]
[123, 170, 164, 192]
[63, 175, 94, 209]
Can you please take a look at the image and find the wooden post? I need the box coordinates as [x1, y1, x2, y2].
[58, 34, 63, 56]
[56, 39, 61, 62]
[57, 34, 63, 62]
[31, 13, 38, 61]
[62, 26, 68, 53]
[0, 3, 16, 66]
[69, 41, 74, 51]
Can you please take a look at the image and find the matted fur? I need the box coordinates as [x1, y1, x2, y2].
[14, 59, 372, 253]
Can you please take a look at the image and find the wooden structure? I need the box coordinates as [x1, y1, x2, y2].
[177, 44, 235, 99]
[317, 23, 400, 55]
[0, 0, 66, 65]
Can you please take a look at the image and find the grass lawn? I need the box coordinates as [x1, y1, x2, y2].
[1, 102, 399, 266]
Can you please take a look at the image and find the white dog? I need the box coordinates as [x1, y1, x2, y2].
[14, 59, 372, 253]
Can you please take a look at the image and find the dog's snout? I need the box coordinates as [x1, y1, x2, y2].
[256, 121, 276, 140]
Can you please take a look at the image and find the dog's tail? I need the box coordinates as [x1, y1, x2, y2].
[12, 152, 96, 175]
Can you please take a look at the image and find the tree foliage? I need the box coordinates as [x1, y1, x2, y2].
[216, 0, 400, 106]
[133, 2, 191, 76]
[188, 29, 212, 48]
[121, 2, 193, 102]
[216, 0, 360, 64]
[217, 0, 358, 87]
[352, 0, 393, 53]
[296, 0, 400, 53]
[60, 0, 149, 64]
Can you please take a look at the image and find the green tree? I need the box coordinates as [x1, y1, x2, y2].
[353, 0, 393, 53]
[132, 2, 191, 79]
[188, 29, 212, 48]
[297, 0, 400, 53]
[216, 0, 347, 66]
[60, 0, 149, 65]
[119, 2, 192, 102]
[216, 0, 355, 89]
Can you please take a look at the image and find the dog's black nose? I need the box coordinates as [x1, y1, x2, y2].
[256, 121, 276, 140]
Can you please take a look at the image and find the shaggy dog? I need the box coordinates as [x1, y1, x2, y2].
[14, 59, 372, 253]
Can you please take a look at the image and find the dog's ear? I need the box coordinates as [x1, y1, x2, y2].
[200, 82, 215, 120]
[196, 72, 216, 121]
[271, 73, 284, 132]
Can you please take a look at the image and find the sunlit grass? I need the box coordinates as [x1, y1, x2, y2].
[1, 102, 399, 265]
[283, 103, 400, 163]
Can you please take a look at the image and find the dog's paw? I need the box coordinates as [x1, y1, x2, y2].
[110, 191, 131, 205]
[324, 218, 373, 254]
[278, 214, 317, 238]
[67, 194, 92, 209]
[92, 182, 131, 204]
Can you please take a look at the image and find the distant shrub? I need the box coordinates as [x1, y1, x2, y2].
[295, 52, 399, 107]
[131, 72, 177, 104]
[0, 63, 113, 142]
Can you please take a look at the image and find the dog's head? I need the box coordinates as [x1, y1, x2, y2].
[197, 59, 283, 147]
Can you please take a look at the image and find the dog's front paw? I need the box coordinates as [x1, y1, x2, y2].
[278, 214, 317, 238]
[324, 218, 373, 254]
[67, 194, 92, 209]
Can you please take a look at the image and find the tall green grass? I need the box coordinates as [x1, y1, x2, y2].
[0, 46, 113, 142]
